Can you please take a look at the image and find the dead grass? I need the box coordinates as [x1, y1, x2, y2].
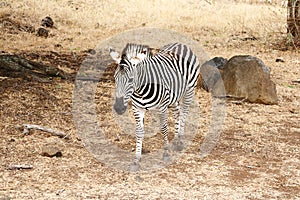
[1, 0, 287, 52]
[0, 0, 299, 199]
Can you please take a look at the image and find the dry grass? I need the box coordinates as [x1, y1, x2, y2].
[1, 0, 287, 52]
[0, 0, 299, 199]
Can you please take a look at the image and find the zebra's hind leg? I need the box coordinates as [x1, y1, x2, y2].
[131, 106, 145, 172]
[171, 103, 184, 152]
[176, 89, 195, 151]
[159, 107, 170, 162]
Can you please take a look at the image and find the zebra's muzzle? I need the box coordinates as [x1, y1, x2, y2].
[114, 97, 127, 115]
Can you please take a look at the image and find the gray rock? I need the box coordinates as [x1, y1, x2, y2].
[205, 57, 227, 69]
[199, 57, 227, 97]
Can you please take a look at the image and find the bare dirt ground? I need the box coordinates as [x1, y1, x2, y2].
[0, 0, 299, 199]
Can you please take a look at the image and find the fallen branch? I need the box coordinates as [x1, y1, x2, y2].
[0, 54, 68, 80]
[21, 124, 70, 139]
[8, 164, 33, 170]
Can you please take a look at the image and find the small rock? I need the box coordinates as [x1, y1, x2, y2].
[86, 49, 96, 55]
[275, 58, 285, 62]
[54, 43, 62, 48]
[142, 148, 150, 154]
[41, 16, 54, 28]
[41, 145, 62, 157]
[23, 25, 35, 33]
[213, 43, 221, 49]
[36, 27, 49, 38]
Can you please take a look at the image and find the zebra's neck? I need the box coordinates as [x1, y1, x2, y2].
[133, 54, 172, 92]
[134, 60, 148, 92]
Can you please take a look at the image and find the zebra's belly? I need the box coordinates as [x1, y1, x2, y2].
[131, 92, 165, 110]
[131, 97, 161, 110]
[131, 86, 184, 111]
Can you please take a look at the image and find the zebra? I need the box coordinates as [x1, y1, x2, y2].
[109, 43, 200, 171]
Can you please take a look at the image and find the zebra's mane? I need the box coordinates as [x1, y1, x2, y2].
[122, 43, 159, 61]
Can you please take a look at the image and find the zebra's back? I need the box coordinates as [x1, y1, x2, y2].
[158, 43, 200, 88]
[132, 43, 200, 109]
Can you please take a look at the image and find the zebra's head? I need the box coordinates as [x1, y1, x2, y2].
[109, 43, 160, 114]
[110, 47, 146, 115]
[122, 43, 150, 64]
[110, 43, 159, 66]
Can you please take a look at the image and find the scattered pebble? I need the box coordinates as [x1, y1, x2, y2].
[41, 145, 62, 157]
[275, 58, 285, 62]
[41, 16, 54, 28]
[86, 49, 96, 55]
[36, 27, 49, 38]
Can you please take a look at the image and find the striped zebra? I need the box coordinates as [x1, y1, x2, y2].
[110, 43, 200, 171]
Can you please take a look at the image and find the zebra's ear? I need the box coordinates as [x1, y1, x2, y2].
[130, 52, 147, 66]
[136, 52, 147, 61]
[109, 47, 121, 63]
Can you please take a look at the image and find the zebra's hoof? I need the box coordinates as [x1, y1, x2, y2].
[130, 161, 139, 172]
[172, 140, 184, 152]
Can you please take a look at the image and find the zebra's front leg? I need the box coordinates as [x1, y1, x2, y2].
[159, 107, 170, 162]
[171, 103, 184, 152]
[131, 106, 145, 172]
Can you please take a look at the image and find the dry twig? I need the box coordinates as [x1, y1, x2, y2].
[21, 124, 70, 139]
[8, 164, 33, 170]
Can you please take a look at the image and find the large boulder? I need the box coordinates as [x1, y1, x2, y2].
[221, 55, 278, 105]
